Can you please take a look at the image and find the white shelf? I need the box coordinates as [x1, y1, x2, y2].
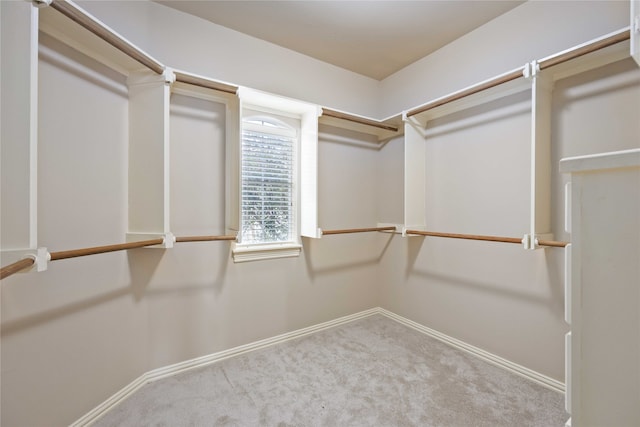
[560, 148, 640, 173]
[319, 108, 403, 143]
[39, 5, 162, 76]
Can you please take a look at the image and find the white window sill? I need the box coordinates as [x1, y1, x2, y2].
[232, 242, 302, 263]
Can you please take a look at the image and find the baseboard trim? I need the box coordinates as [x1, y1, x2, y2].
[377, 308, 566, 394]
[72, 307, 380, 426]
[73, 306, 564, 425]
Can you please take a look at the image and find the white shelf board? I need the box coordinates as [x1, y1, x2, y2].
[560, 149, 640, 174]
[409, 73, 530, 126]
[319, 110, 403, 142]
[39, 6, 161, 76]
[541, 31, 631, 82]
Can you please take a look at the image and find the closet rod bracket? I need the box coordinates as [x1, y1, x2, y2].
[163, 67, 176, 85]
[2, 247, 50, 276]
[31, 247, 50, 272]
[524, 233, 557, 250]
[32, 0, 52, 8]
[126, 232, 175, 249]
[523, 60, 541, 80]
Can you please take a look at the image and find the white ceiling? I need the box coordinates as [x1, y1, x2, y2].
[156, 1, 524, 80]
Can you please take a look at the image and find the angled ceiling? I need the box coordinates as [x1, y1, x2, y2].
[155, 1, 524, 80]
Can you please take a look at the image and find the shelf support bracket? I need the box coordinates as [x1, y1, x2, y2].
[525, 61, 554, 249]
[1, 1, 39, 254]
[632, 0, 640, 67]
[31, 0, 52, 7]
[126, 69, 175, 248]
[403, 113, 428, 234]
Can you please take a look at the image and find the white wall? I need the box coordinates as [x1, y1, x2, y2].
[2, 33, 149, 426]
[376, 0, 639, 382]
[0, 21, 384, 427]
[377, 93, 571, 379]
[78, 0, 382, 118]
[380, 0, 631, 117]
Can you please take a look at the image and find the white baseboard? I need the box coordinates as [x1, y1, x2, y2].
[377, 308, 565, 394]
[73, 307, 564, 425]
[72, 308, 380, 426]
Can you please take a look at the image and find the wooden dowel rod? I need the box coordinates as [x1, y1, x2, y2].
[174, 71, 238, 95]
[406, 230, 570, 248]
[0, 258, 36, 280]
[406, 68, 524, 118]
[175, 235, 237, 243]
[406, 28, 629, 119]
[539, 28, 631, 70]
[50, 0, 165, 74]
[49, 239, 164, 261]
[322, 226, 396, 235]
[536, 239, 569, 248]
[405, 230, 523, 245]
[321, 109, 399, 132]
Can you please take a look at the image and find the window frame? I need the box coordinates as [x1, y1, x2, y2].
[231, 88, 320, 263]
[239, 112, 299, 247]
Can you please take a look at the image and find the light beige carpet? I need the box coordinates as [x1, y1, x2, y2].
[94, 314, 567, 426]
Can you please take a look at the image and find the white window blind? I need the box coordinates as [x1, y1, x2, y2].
[240, 119, 296, 244]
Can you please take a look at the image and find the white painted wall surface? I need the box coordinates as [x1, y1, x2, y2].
[0, 28, 382, 427]
[380, 0, 631, 118]
[2, 33, 148, 426]
[378, 65, 639, 384]
[78, 0, 382, 118]
[375, 0, 638, 384]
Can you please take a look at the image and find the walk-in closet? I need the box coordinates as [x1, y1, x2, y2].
[1, 1, 639, 426]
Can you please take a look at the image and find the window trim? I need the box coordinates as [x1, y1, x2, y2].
[232, 242, 303, 263]
[231, 87, 320, 263]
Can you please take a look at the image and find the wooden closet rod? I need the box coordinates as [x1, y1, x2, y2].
[0, 235, 239, 280]
[174, 71, 238, 95]
[0, 258, 36, 281]
[50, 0, 165, 74]
[47, 1, 630, 131]
[405, 229, 568, 247]
[405, 229, 522, 244]
[1, 240, 164, 279]
[405, 68, 524, 118]
[539, 28, 630, 70]
[322, 226, 396, 235]
[406, 27, 631, 119]
[175, 235, 237, 243]
[49, 238, 164, 261]
[536, 239, 569, 248]
[321, 109, 399, 132]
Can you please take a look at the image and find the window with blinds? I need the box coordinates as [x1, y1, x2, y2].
[240, 117, 297, 244]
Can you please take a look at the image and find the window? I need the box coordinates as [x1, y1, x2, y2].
[230, 88, 321, 262]
[240, 116, 297, 245]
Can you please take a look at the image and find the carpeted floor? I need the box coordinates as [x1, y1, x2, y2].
[93, 314, 567, 426]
